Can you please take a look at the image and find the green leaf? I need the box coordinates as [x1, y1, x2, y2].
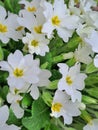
[86, 87, 98, 98]
[0, 46, 4, 60]
[47, 80, 59, 89]
[0, 85, 9, 100]
[42, 91, 53, 107]
[4, 0, 21, 13]
[82, 95, 97, 104]
[85, 74, 98, 86]
[0, 1, 4, 6]
[21, 93, 32, 108]
[22, 97, 50, 130]
[86, 62, 98, 74]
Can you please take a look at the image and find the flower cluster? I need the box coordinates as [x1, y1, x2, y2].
[0, 0, 98, 130]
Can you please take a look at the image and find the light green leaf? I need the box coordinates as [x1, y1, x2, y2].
[4, 0, 20, 13]
[0, 46, 4, 60]
[86, 62, 98, 74]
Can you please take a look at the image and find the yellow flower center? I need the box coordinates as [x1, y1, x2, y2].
[16, 100, 20, 104]
[51, 16, 61, 26]
[74, 0, 79, 3]
[31, 40, 39, 47]
[16, 26, 24, 31]
[0, 23, 8, 33]
[13, 68, 24, 77]
[27, 6, 36, 12]
[66, 76, 73, 85]
[52, 103, 62, 112]
[34, 25, 42, 34]
[14, 88, 19, 94]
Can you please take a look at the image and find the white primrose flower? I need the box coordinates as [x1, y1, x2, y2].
[42, 0, 79, 42]
[22, 32, 49, 56]
[17, 9, 45, 34]
[0, 6, 24, 44]
[7, 12, 25, 41]
[76, 24, 95, 39]
[83, 119, 98, 130]
[74, 43, 93, 64]
[19, 0, 42, 15]
[58, 63, 87, 102]
[80, 0, 97, 12]
[0, 50, 40, 89]
[30, 69, 51, 100]
[51, 90, 81, 125]
[69, 0, 81, 16]
[0, 105, 20, 130]
[82, 11, 98, 29]
[7, 87, 24, 119]
[85, 30, 98, 53]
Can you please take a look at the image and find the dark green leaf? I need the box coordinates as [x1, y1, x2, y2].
[22, 97, 50, 130]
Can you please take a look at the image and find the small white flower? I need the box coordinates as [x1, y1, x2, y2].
[74, 43, 93, 64]
[0, 6, 24, 43]
[0, 50, 40, 88]
[0, 105, 20, 130]
[85, 30, 98, 53]
[7, 90, 24, 119]
[80, 0, 97, 12]
[83, 119, 98, 130]
[76, 24, 94, 40]
[58, 63, 87, 102]
[51, 90, 81, 125]
[17, 9, 45, 34]
[22, 33, 49, 56]
[42, 0, 79, 42]
[19, 0, 42, 14]
[30, 69, 51, 99]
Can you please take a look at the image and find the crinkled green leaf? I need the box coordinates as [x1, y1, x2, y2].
[22, 97, 50, 130]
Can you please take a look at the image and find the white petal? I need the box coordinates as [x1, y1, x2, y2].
[57, 27, 73, 42]
[0, 6, 7, 21]
[94, 55, 98, 67]
[63, 114, 72, 125]
[0, 105, 9, 126]
[8, 50, 23, 68]
[0, 124, 20, 130]
[58, 63, 68, 76]
[11, 103, 24, 119]
[30, 85, 39, 100]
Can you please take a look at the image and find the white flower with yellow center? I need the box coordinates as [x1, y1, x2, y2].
[0, 50, 40, 89]
[0, 6, 24, 43]
[7, 86, 25, 119]
[17, 8, 45, 34]
[51, 90, 81, 124]
[83, 119, 98, 130]
[58, 63, 87, 102]
[19, 0, 41, 14]
[0, 105, 20, 130]
[22, 33, 49, 56]
[42, 0, 79, 42]
[74, 43, 93, 64]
